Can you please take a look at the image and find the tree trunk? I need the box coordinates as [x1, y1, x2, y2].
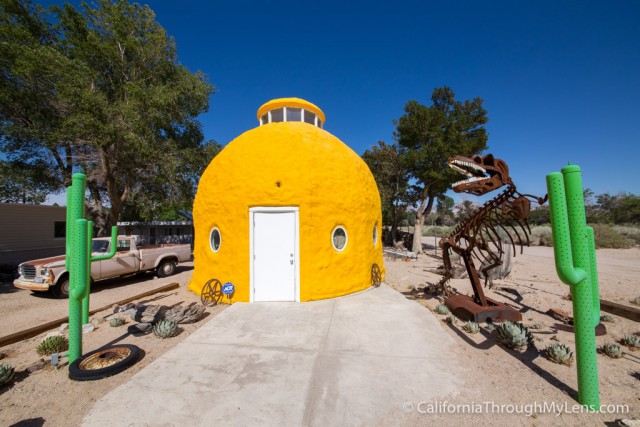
[390, 204, 398, 243]
[411, 191, 435, 254]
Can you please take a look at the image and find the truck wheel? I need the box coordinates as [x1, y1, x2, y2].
[156, 260, 176, 277]
[51, 278, 70, 299]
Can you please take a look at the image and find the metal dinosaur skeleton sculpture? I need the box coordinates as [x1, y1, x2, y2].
[435, 154, 547, 322]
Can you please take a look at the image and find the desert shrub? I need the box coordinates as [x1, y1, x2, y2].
[612, 225, 640, 246]
[422, 225, 454, 238]
[530, 225, 553, 246]
[591, 224, 633, 249]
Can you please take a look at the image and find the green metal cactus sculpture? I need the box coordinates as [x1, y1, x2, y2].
[546, 164, 600, 409]
[66, 173, 117, 364]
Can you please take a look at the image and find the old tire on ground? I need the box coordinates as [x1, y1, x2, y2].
[50, 278, 70, 299]
[69, 344, 140, 381]
[156, 259, 176, 277]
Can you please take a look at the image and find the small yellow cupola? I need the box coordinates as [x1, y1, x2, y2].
[190, 98, 384, 302]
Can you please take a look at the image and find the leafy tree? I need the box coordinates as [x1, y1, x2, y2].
[0, 0, 215, 234]
[395, 86, 488, 253]
[0, 159, 61, 203]
[611, 194, 640, 224]
[362, 139, 410, 243]
[436, 195, 455, 226]
[455, 199, 477, 223]
[528, 205, 550, 225]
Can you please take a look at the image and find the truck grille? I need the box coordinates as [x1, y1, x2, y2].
[20, 264, 37, 279]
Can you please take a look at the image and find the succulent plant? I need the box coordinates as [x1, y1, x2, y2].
[463, 321, 480, 334]
[630, 296, 640, 306]
[494, 321, 534, 350]
[434, 304, 450, 315]
[0, 364, 15, 386]
[152, 319, 179, 338]
[600, 342, 623, 359]
[544, 343, 574, 366]
[622, 335, 640, 349]
[36, 335, 69, 356]
[600, 314, 615, 323]
[109, 316, 126, 327]
[445, 315, 456, 325]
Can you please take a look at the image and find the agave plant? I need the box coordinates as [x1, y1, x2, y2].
[600, 314, 615, 323]
[463, 321, 480, 334]
[152, 319, 179, 338]
[0, 364, 15, 386]
[622, 335, 640, 349]
[600, 342, 623, 359]
[109, 316, 126, 327]
[544, 343, 574, 366]
[36, 335, 69, 356]
[494, 321, 534, 351]
[434, 304, 450, 315]
[445, 315, 456, 325]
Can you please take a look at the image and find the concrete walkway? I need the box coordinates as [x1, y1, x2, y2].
[84, 285, 463, 426]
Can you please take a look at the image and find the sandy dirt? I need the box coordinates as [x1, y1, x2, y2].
[0, 263, 227, 427]
[0, 245, 639, 426]
[388, 239, 640, 426]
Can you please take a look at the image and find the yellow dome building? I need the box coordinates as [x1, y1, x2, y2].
[190, 98, 384, 302]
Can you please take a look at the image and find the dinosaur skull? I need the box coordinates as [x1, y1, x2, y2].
[449, 154, 511, 196]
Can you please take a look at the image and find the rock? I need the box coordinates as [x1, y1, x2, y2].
[124, 308, 137, 319]
[90, 317, 106, 326]
[58, 323, 69, 333]
[112, 304, 120, 313]
[123, 303, 135, 311]
[82, 323, 95, 334]
[0, 352, 5, 360]
[163, 303, 206, 324]
[134, 305, 162, 323]
[27, 360, 47, 373]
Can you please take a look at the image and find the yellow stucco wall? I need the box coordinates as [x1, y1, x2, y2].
[190, 104, 384, 302]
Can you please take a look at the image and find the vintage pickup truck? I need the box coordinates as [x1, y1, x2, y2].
[13, 236, 191, 298]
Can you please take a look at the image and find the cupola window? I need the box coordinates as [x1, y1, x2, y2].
[259, 106, 323, 128]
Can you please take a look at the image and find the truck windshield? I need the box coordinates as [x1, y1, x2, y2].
[92, 240, 110, 253]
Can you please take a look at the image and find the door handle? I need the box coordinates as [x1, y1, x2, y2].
[290, 260, 294, 265]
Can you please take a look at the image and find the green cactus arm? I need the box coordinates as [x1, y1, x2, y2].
[90, 226, 118, 262]
[546, 172, 588, 285]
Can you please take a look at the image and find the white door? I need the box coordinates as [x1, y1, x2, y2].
[252, 211, 297, 302]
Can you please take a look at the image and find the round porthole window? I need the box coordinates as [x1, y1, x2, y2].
[373, 224, 378, 246]
[332, 226, 348, 252]
[210, 228, 221, 253]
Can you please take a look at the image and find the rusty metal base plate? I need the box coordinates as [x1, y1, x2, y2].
[445, 294, 522, 323]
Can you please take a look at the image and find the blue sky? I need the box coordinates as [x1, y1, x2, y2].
[44, 0, 640, 203]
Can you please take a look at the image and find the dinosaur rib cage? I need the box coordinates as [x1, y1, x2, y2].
[442, 185, 532, 285]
